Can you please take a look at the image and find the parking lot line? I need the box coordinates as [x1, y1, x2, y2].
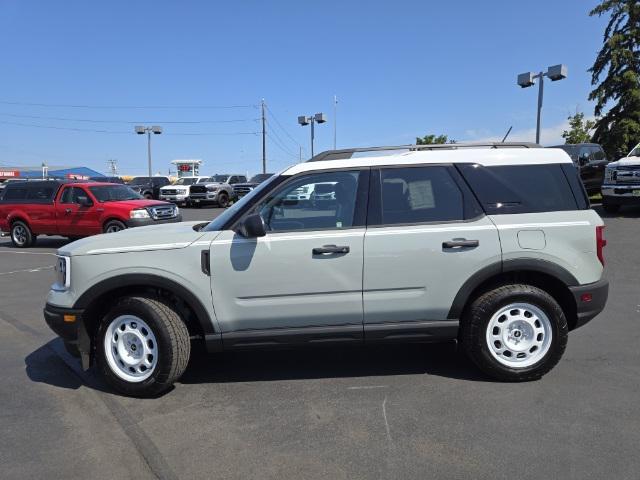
[0, 266, 53, 275]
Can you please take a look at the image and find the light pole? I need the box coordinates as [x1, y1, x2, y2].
[135, 125, 163, 177]
[517, 64, 567, 144]
[298, 113, 326, 158]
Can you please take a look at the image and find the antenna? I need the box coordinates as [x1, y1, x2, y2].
[501, 126, 513, 143]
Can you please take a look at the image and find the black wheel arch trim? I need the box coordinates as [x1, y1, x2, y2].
[73, 273, 215, 335]
[447, 258, 579, 319]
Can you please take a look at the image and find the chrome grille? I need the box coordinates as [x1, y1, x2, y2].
[234, 186, 253, 196]
[614, 167, 640, 183]
[162, 189, 178, 195]
[148, 205, 177, 220]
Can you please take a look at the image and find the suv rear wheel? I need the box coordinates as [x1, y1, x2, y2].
[461, 284, 568, 381]
[11, 220, 36, 248]
[96, 296, 191, 397]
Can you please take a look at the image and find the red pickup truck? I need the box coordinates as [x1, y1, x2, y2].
[0, 180, 182, 247]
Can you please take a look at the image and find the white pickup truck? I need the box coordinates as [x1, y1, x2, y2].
[159, 176, 210, 206]
[602, 142, 640, 213]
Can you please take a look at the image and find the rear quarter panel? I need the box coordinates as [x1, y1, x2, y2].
[490, 210, 604, 285]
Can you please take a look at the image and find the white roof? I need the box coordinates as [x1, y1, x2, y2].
[283, 147, 572, 176]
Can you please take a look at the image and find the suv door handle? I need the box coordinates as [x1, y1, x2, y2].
[312, 244, 350, 255]
[64, 208, 72, 214]
[442, 239, 479, 249]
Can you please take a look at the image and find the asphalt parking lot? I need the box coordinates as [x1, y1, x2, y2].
[1, 205, 639, 480]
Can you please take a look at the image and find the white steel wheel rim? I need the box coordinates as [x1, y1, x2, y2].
[486, 302, 553, 368]
[104, 315, 158, 382]
[13, 225, 27, 245]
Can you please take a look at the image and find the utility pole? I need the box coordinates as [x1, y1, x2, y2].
[333, 94, 337, 150]
[107, 159, 118, 176]
[261, 99, 266, 174]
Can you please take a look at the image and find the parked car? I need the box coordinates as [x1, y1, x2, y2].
[547, 143, 608, 195]
[601, 141, 640, 213]
[43, 142, 608, 397]
[159, 176, 210, 206]
[0, 180, 181, 247]
[89, 176, 124, 184]
[127, 176, 171, 199]
[188, 174, 247, 207]
[232, 173, 274, 198]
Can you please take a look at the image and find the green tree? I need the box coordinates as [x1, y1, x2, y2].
[416, 134, 454, 145]
[562, 112, 596, 144]
[589, 0, 640, 159]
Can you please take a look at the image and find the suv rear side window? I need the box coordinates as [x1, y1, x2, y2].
[376, 166, 465, 224]
[457, 164, 581, 214]
[3, 185, 28, 201]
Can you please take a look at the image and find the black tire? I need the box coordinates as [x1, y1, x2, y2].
[217, 192, 229, 208]
[67, 236, 83, 242]
[602, 200, 620, 214]
[103, 219, 127, 233]
[10, 220, 35, 248]
[460, 284, 568, 382]
[144, 192, 153, 200]
[96, 296, 191, 397]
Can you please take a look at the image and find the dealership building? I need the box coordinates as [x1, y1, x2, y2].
[0, 165, 104, 181]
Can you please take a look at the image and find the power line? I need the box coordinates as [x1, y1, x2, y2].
[0, 120, 259, 136]
[0, 112, 259, 124]
[264, 104, 303, 148]
[266, 132, 298, 159]
[0, 100, 257, 109]
[266, 119, 297, 156]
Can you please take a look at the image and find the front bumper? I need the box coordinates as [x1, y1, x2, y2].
[159, 194, 189, 204]
[569, 278, 609, 329]
[602, 184, 640, 204]
[44, 303, 91, 368]
[126, 213, 182, 228]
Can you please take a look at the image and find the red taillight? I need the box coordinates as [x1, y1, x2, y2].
[596, 225, 606, 266]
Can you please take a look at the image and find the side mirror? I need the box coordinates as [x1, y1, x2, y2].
[239, 213, 266, 238]
[77, 196, 93, 207]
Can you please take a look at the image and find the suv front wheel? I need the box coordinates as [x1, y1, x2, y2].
[461, 284, 568, 381]
[96, 296, 191, 397]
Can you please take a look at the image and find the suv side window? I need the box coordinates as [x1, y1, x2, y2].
[26, 184, 55, 202]
[60, 186, 89, 204]
[228, 176, 239, 184]
[458, 163, 580, 214]
[256, 170, 366, 232]
[375, 166, 466, 225]
[3, 185, 28, 201]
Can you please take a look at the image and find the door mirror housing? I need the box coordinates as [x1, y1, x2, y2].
[239, 213, 266, 238]
[77, 195, 93, 207]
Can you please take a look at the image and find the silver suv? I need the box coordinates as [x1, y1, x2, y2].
[44, 143, 609, 397]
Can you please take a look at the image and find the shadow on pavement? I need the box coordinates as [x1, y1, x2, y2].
[180, 342, 491, 385]
[25, 338, 109, 393]
[26, 339, 491, 396]
[594, 204, 640, 219]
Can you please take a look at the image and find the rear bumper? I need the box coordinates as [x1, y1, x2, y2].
[569, 278, 609, 329]
[126, 214, 182, 228]
[43, 303, 91, 368]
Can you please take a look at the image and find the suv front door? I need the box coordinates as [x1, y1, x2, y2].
[55, 186, 101, 236]
[209, 169, 368, 343]
[362, 165, 502, 338]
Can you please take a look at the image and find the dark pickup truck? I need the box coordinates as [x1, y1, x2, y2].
[548, 143, 608, 195]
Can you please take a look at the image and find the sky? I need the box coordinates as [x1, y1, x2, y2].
[0, 0, 610, 176]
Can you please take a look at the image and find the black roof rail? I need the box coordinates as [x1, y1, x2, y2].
[307, 142, 541, 162]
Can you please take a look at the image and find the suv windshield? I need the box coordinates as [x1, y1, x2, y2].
[173, 178, 199, 185]
[208, 175, 230, 183]
[249, 173, 273, 183]
[89, 185, 142, 202]
[129, 177, 152, 185]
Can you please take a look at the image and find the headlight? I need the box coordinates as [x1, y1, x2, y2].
[206, 186, 218, 192]
[130, 208, 150, 219]
[177, 189, 187, 194]
[175, 206, 180, 215]
[53, 255, 71, 290]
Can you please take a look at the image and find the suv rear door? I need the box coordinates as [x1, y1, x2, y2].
[209, 169, 368, 341]
[362, 165, 501, 337]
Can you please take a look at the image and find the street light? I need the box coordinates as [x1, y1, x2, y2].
[298, 113, 326, 158]
[517, 64, 567, 144]
[135, 125, 163, 177]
